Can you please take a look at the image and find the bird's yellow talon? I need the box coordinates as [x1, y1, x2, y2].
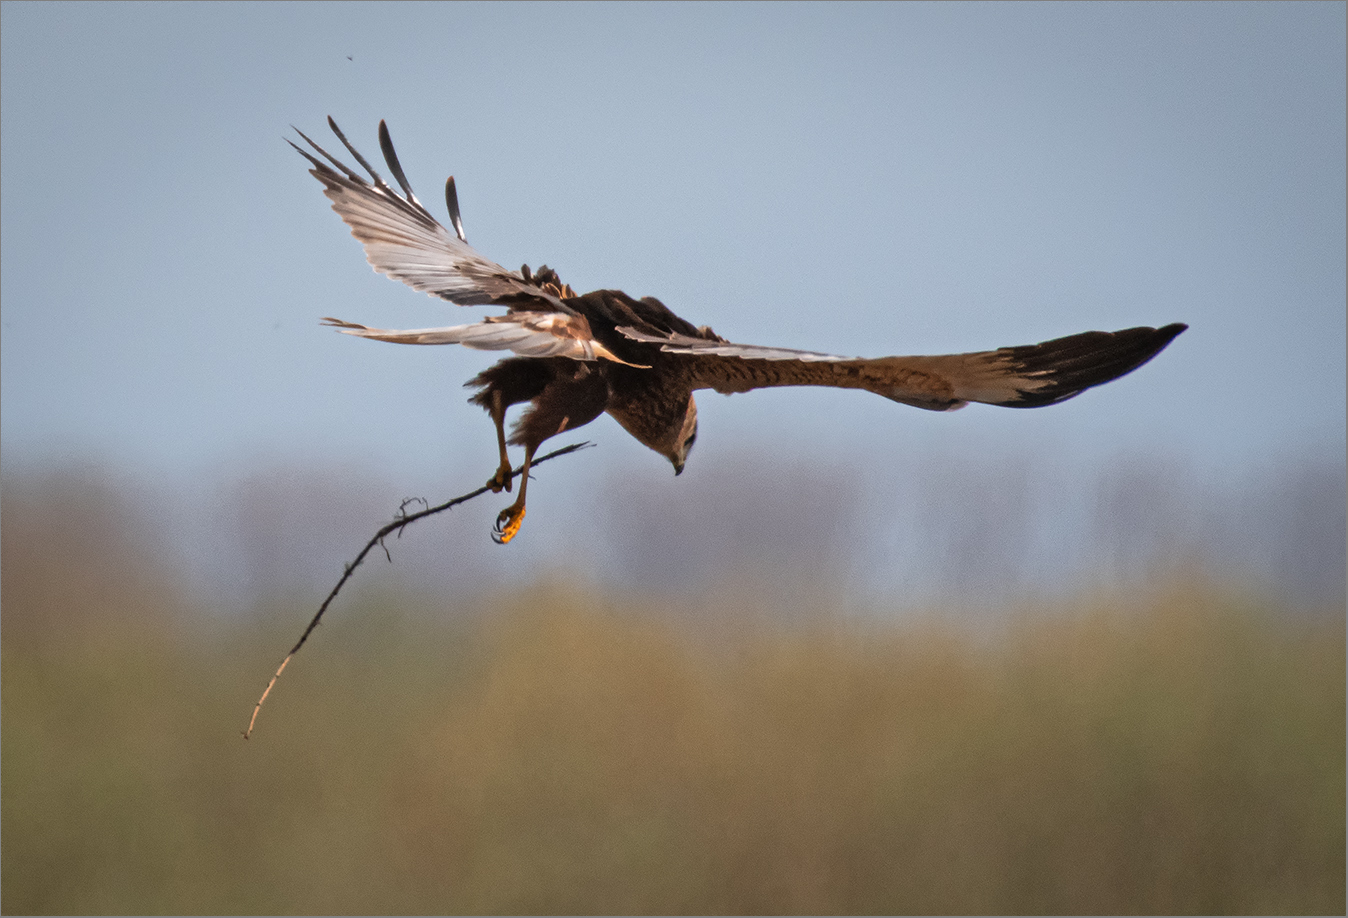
[492, 505, 525, 544]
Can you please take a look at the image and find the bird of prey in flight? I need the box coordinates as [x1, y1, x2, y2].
[292, 118, 1186, 544]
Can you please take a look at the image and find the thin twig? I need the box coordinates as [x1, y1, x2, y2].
[242, 441, 593, 739]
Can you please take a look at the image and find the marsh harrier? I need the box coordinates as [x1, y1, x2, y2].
[293, 118, 1185, 544]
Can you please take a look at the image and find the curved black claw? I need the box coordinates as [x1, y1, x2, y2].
[492, 505, 525, 544]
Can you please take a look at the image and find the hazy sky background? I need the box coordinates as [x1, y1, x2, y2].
[2, 2, 1344, 605]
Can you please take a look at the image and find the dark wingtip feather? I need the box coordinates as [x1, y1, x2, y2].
[1002, 323, 1187, 408]
[378, 120, 417, 201]
[286, 136, 322, 169]
[290, 125, 364, 182]
[1156, 323, 1188, 345]
[326, 116, 383, 184]
[445, 176, 467, 242]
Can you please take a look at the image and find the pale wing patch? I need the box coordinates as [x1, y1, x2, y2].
[909, 352, 1057, 405]
[830, 352, 1024, 406]
[323, 315, 647, 366]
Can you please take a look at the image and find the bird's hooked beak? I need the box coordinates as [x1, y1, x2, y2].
[670, 397, 697, 477]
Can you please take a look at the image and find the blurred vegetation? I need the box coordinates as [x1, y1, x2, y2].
[2, 471, 1344, 915]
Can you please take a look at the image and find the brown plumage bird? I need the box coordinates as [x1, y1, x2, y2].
[292, 118, 1186, 544]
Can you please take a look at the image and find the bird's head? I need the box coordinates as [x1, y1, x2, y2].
[607, 387, 699, 476]
[667, 395, 698, 475]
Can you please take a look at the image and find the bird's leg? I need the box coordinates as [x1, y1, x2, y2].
[491, 443, 535, 545]
[486, 389, 513, 493]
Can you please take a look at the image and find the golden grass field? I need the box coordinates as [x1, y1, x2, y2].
[2, 477, 1344, 914]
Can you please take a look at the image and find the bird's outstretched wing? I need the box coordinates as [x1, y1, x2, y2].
[322, 315, 648, 366]
[292, 118, 571, 313]
[620, 323, 1187, 411]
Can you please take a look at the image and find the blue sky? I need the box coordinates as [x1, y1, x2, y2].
[1, 2, 1344, 601]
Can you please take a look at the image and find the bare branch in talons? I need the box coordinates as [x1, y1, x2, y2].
[241, 440, 593, 740]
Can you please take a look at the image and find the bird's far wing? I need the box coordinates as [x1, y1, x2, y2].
[620, 323, 1187, 411]
[618, 327, 848, 361]
[323, 314, 648, 366]
[292, 118, 572, 313]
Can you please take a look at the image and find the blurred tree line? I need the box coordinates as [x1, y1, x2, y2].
[139, 442, 1346, 613]
[1, 454, 1343, 913]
